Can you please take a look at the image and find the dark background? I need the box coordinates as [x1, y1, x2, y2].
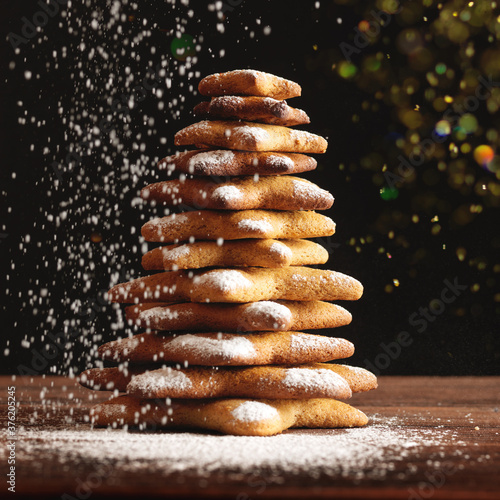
[1, 0, 499, 376]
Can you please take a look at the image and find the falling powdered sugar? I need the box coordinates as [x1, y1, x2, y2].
[231, 401, 279, 423]
[167, 334, 256, 361]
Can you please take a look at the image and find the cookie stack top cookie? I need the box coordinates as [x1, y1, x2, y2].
[80, 69, 376, 436]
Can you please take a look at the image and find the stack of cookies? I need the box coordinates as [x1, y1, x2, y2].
[79, 69, 377, 436]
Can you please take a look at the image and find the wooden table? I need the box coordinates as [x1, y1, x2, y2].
[1, 376, 499, 499]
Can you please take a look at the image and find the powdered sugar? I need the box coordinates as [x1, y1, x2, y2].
[167, 334, 255, 361]
[138, 304, 195, 324]
[231, 401, 279, 423]
[282, 368, 351, 395]
[161, 244, 191, 262]
[292, 179, 331, 204]
[153, 212, 189, 231]
[267, 154, 295, 170]
[244, 301, 292, 329]
[128, 368, 192, 395]
[197, 269, 252, 293]
[211, 185, 243, 203]
[231, 123, 270, 143]
[269, 241, 293, 259]
[237, 218, 273, 233]
[185, 120, 211, 133]
[189, 150, 235, 173]
[212, 95, 245, 106]
[8, 417, 472, 484]
[290, 333, 342, 352]
[210, 69, 260, 80]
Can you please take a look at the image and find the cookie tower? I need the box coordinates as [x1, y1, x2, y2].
[80, 70, 377, 436]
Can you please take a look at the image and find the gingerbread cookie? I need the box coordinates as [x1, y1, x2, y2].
[97, 332, 355, 366]
[130, 364, 353, 400]
[80, 363, 376, 396]
[129, 363, 375, 398]
[82, 365, 352, 400]
[142, 239, 328, 270]
[125, 300, 352, 332]
[108, 266, 363, 304]
[158, 150, 317, 176]
[198, 69, 301, 100]
[193, 96, 310, 126]
[141, 210, 335, 243]
[141, 175, 333, 211]
[174, 120, 328, 153]
[90, 396, 368, 436]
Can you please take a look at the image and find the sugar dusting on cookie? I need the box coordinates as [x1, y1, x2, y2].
[290, 333, 342, 352]
[155, 212, 190, 231]
[269, 241, 293, 259]
[231, 123, 270, 144]
[138, 305, 183, 324]
[168, 334, 256, 361]
[190, 150, 236, 173]
[128, 368, 193, 395]
[292, 179, 333, 206]
[237, 218, 273, 234]
[244, 301, 292, 329]
[211, 185, 243, 203]
[282, 368, 351, 395]
[266, 154, 295, 170]
[231, 401, 279, 423]
[197, 269, 252, 293]
[161, 244, 191, 264]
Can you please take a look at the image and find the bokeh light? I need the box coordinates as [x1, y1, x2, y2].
[473, 145, 494, 167]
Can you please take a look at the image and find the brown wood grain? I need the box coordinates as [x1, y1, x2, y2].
[1, 376, 499, 499]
